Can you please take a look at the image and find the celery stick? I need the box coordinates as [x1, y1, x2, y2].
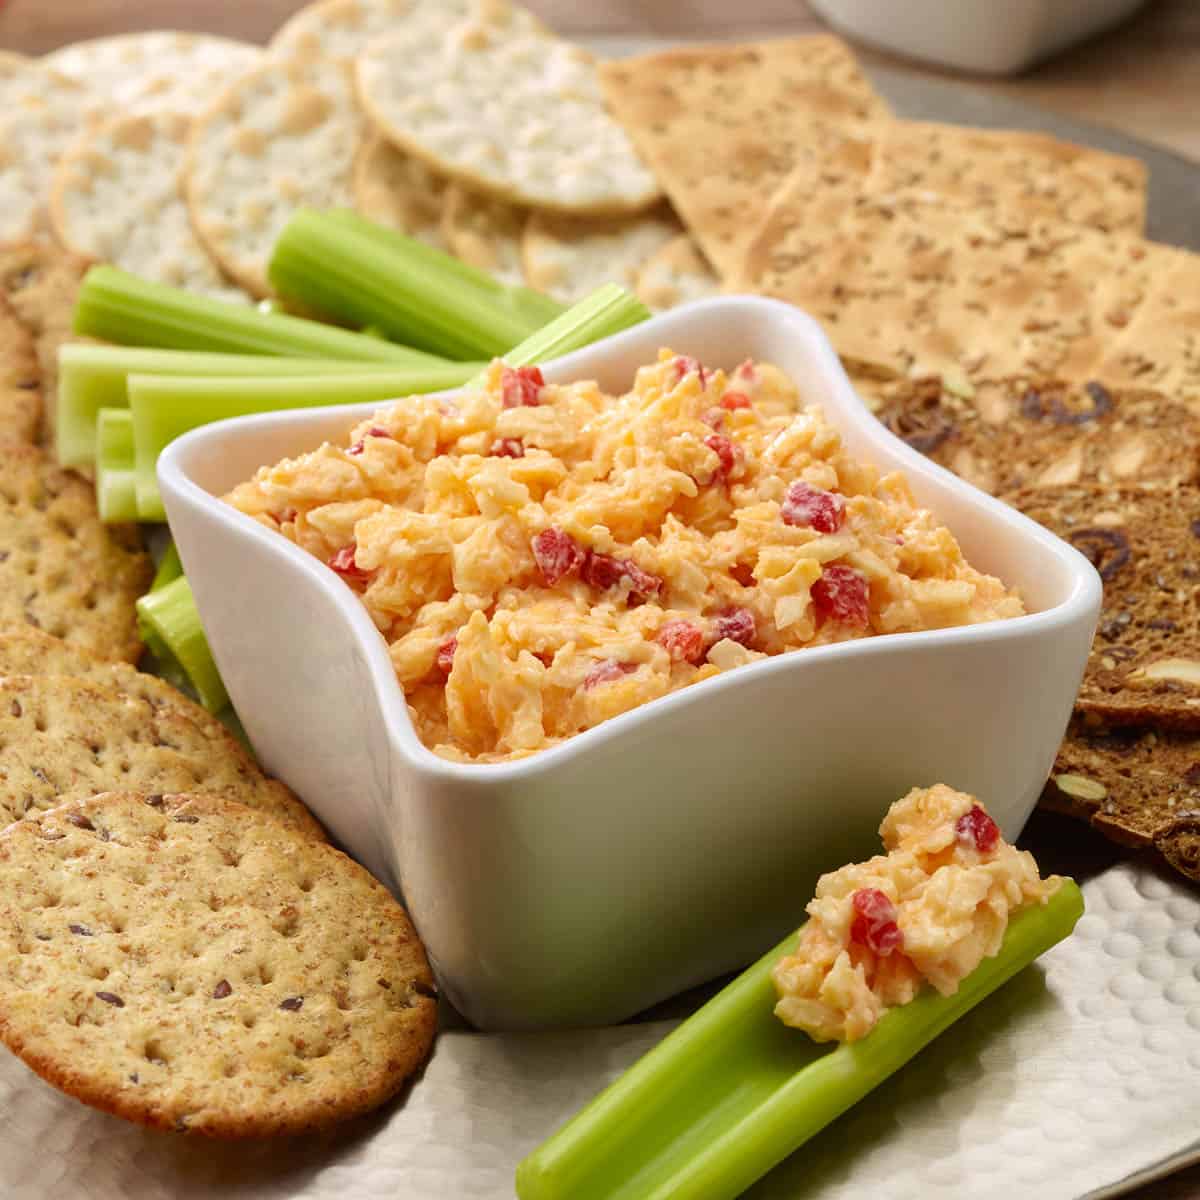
[127, 365, 480, 520]
[94, 408, 138, 523]
[73, 265, 445, 365]
[269, 208, 552, 359]
[57, 345, 407, 468]
[516, 881, 1084, 1200]
[151, 540, 183, 592]
[136, 577, 228, 713]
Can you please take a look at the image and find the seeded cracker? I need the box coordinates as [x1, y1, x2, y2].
[356, 11, 662, 215]
[0, 296, 41, 444]
[42, 32, 262, 116]
[186, 53, 365, 298]
[0, 791, 435, 1135]
[352, 134, 452, 249]
[1008, 485, 1200, 730]
[0, 627, 134, 677]
[598, 38, 889, 280]
[635, 235, 722, 312]
[441, 185, 529, 288]
[51, 112, 248, 302]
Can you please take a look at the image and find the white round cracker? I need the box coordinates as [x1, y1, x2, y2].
[635, 235, 723, 311]
[355, 15, 662, 215]
[0, 59, 99, 241]
[521, 205, 681, 305]
[352, 134, 450, 249]
[43, 32, 262, 116]
[441, 184, 527, 288]
[51, 112, 248, 303]
[186, 54, 365, 298]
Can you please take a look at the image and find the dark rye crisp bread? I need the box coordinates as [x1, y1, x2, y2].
[0, 295, 41, 444]
[867, 376, 1200, 496]
[0, 791, 436, 1136]
[1043, 714, 1200, 883]
[1008, 485, 1200, 729]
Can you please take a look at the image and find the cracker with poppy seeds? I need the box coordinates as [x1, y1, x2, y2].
[0, 295, 41, 444]
[0, 674, 324, 840]
[1007, 484, 1200, 729]
[0, 791, 435, 1135]
[1042, 714, 1200, 884]
[867, 375, 1200, 497]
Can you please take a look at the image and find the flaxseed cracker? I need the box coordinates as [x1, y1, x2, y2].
[1009, 485, 1200, 729]
[0, 791, 435, 1135]
[352, 134, 451, 249]
[0, 295, 41, 444]
[441, 184, 528, 288]
[1042, 715, 1200, 884]
[0, 674, 324, 840]
[0, 446, 149, 661]
[635, 234, 722, 312]
[598, 37, 888, 280]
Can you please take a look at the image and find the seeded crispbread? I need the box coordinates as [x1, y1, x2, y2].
[870, 376, 1200, 497]
[1008, 485, 1200, 729]
[352, 134, 451, 249]
[186, 53, 365, 298]
[0, 790, 435, 1135]
[42, 32, 262, 116]
[0, 295, 41, 444]
[599, 37, 888, 280]
[51, 112, 248, 302]
[356, 12, 661, 215]
[522, 204, 681, 305]
[635, 234, 722, 312]
[0, 674, 324, 840]
[441, 185, 528, 288]
[0, 446, 149, 661]
[1042, 715, 1200, 884]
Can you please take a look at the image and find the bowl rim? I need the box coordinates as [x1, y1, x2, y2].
[158, 295, 1102, 785]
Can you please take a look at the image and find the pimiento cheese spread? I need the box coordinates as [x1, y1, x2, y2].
[772, 785, 1062, 1043]
[226, 352, 1023, 761]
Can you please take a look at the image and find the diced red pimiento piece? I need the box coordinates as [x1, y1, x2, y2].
[702, 408, 726, 429]
[712, 606, 756, 647]
[956, 804, 1001, 854]
[656, 619, 707, 664]
[729, 562, 755, 588]
[811, 564, 869, 627]
[582, 551, 663, 603]
[328, 544, 370, 583]
[720, 391, 751, 410]
[532, 527, 585, 586]
[704, 433, 738, 481]
[435, 635, 458, 677]
[849, 888, 904, 956]
[348, 426, 391, 455]
[501, 365, 544, 408]
[583, 659, 638, 690]
[781, 480, 846, 533]
[672, 355, 709, 385]
[491, 437, 525, 458]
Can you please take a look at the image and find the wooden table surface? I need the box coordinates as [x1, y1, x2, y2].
[2, 1, 1198, 1197]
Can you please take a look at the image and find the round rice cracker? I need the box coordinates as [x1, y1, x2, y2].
[522, 205, 681, 305]
[186, 54, 365, 298]
[0, 295, 41, 444]
[43, 32, 262, 116]
[635, 235, 723, 311]
[356, 18, 662, 215]
[0, 791, 436, 1136]
[441, 184, 528, 288]
[0, 445, 149, 662]
[353, 134, 451, 249]
[51, 112, 248, 302]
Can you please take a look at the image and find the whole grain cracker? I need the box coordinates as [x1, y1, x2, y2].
[0, 295, 41, 444]
[521, 204, 680, 304]
[186, 54, 365, 297]
[357, 13, 661, 215]
[1009, 484, 1200, 729]
[43, 32, 262, 116]
[0, 674, 324, 840]
[0, 627, 124, 677]
[598, 37, 888, 279]
[635, 234, 722, 311]
[51, 112, 248, 302]
[441, 184, 528, 288]
[0, 446, 149, 661]
[0, 791, 435, 1135]
[352, 134, 451, 249]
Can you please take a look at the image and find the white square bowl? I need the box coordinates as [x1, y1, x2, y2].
[158, 297, 1101, 1031]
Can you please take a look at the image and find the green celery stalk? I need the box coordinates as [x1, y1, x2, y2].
[57, 345, 412, 468]
[136, 576, 228, 712]
[73, 265, 446, 365]
[151, 540, 183, 592]
[516, 880, 1084, 1200]
[268, 208, 554, 359]
[471, 284, 650, 387]
[94, 408, 138, 523]
[126, 365, 480, 521]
